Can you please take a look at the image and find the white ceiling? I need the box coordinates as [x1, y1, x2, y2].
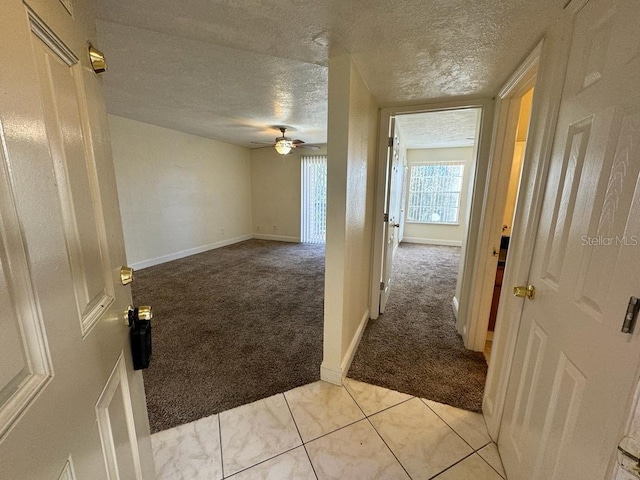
[95, 0, 566, 148]
[395, 109, 480, 149]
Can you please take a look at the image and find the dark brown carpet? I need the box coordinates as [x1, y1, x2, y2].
[132, 239, 324, 433]
[348, 243, 488, 413]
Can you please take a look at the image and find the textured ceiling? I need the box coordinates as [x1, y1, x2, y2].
[95, 0, 566, 147]
[395, 109, 480, 149]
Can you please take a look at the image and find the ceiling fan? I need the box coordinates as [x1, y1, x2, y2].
[252, 127, 321, 155]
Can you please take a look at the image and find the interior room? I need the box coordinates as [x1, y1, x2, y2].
[108, 113, 330, 432]
[3, 1, 640, 479]
[349, 108, 489, 413]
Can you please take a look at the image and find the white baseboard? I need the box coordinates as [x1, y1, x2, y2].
[252, 234, 300, 243]
[320, 364, 343, 385]
[130, 234, 253, 270]
[320, 309, 370, 385]
[402, 237, 462, 247]
[452, 296, 459, 319]
[341, 309, 370, 377]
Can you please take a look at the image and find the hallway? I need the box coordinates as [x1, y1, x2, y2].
[349, 244, 487, 413]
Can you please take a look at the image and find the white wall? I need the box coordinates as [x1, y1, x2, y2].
[250, 145, 327, 243]
[109, 115, 253, 268]
[322, 53, 378, 384]
[402, 147, 474, 246]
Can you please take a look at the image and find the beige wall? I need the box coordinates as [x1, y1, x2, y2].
[403, 147, 475, 246]
[109, 115, 252, 268]
[250, 145, 327, 242]
[502, 141, 525, 236]
[322, 54, 378, 383]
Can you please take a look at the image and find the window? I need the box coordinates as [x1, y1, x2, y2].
[407, 163, 464, 224]
[301, 155, 327, 244]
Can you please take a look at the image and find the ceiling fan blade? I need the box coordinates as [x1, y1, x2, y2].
[251, 141, 276, 145]
[294, 144, 321, 150]
[292, 139, 305, 145]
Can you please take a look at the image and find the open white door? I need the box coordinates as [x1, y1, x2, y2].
[0, 0, 155, 478]
[380, 119, 404, 313]
[499, 1, 640, 478]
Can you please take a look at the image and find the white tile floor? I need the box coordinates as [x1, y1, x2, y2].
[152, 378, 506, 480]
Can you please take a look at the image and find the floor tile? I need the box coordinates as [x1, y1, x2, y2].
[306, 419, 410, 480]
[219, 394, 301, 476]
[151, 414, 222, 480]
[369, 398, 473, 480]
[433, 454, 503, 480]
[227, 446, 316, 480]
[477, 443, 505, 478]
[343, 378, 413, 416]
[423, 399, 491, 450]
[284, 381, 365, 442]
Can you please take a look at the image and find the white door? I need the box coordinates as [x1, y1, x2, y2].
[0, 0, 155, 479]
[499, 1, 640, 479]
[380, 120, 403, 313]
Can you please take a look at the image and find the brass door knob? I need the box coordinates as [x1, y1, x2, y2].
[120, 266, 134, 285]
[124, 305, 153, 325]
[138, 306, 153, 321]
[513, 285, 536, 300]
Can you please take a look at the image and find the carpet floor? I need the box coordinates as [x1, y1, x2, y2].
[132, 239, 324, 433]
[348, 243, 488, 413]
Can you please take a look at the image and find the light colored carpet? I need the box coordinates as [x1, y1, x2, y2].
[348, 243, 488, 413]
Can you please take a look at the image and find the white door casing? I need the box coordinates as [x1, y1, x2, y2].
[0, 0, 155, 479]
[499, 1, 640, 479]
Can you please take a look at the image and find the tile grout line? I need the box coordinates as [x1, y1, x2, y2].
[283, 393, 319, 480]
[418, 397, 487, 453]
[476, 443, 506, 479]
[343, 384, 415, 480]
[343, 382, 416, 417]
[417, 399, 504, 479]
[220, 394, 305, 478]
[218, 414, 225, 479]
[427, 450, 477, 480]
[223, 445, 304, 479]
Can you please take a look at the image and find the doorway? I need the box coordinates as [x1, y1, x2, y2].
[352, 106, 489, 411]
[485, 88, 534, 364]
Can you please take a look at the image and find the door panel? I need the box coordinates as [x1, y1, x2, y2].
[0, 141, 52, 438]
[380, 122, 404, 313]
[0, 0, 154, 478]
[33, 21, 114, 336]
[499, 1, 640, 479]
[96, 354, 144, 480]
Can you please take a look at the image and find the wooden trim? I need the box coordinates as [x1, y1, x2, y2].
[252, 234, 300, 243]
[130, 234, 253, 270]
[402, 237, 462, 247]
[320, 309, 370, 385]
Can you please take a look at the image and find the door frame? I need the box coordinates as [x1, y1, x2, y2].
[483, 0, 588, 440]
[369, 98, 495, 320]
[464, 44, 542, 355]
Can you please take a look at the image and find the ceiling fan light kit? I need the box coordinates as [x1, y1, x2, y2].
[252, 126, 321, 154]
[274, 137, 293, 155]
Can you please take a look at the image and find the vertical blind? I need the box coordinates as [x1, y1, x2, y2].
[301, 155, 327, 244]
